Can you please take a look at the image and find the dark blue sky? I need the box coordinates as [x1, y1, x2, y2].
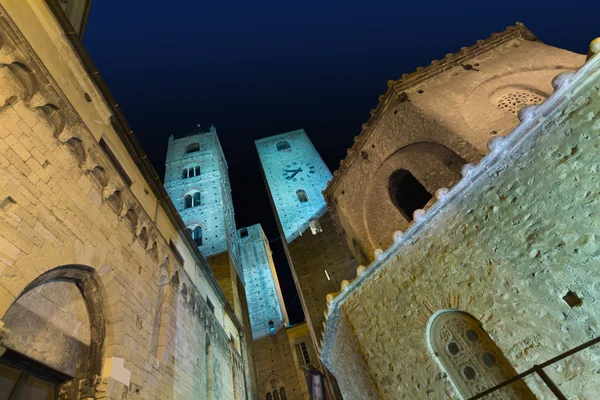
[83, 0, 597, 323]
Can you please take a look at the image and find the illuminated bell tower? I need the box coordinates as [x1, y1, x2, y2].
[256, 129, 356, 400]
[238, 224, 288, 339]
[164, 124, 241, 274]
[165, 124, 259, 398]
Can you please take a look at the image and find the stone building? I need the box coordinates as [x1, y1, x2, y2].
[238, 224, 318, 400]
[320, 28, 600, 399]
[323, 24, 584, 263]
[256, 130, 357, 399]
[0, 1, 256, 399]
[164, 126, 258, 398]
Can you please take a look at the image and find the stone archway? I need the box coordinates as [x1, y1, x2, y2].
[0, 265, 106, 399]
[360, 141, 467, 254]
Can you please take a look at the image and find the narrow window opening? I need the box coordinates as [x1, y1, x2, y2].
[240, 229, 248, 238]
[193, 226, 203, 246]
[276, 141, 291, 151]
[296, 189, 308, 203]
[309, 220, 322, 235]
[207, 297, 215, 314]
[389, 169, 432, 221]
[182, 169, 188, 179]
[268, 320, 275, 335]
[186, 143, 200, 154]
[184, 195, 192, 209]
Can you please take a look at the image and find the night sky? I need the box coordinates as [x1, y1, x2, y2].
[83, 0, 597, 324]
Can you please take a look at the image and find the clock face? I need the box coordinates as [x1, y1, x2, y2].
[282, 161, 316, 182]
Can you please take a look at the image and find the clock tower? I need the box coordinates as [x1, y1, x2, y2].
[256, 129, 357, 399]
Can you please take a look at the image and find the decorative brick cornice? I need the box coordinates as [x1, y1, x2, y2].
[323, 23, 537, 202]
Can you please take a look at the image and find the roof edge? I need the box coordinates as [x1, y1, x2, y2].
[324, 23, 538, 198]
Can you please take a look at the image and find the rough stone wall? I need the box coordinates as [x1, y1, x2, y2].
[239, 224, 287, 339]
[3, 280, 91, 378]
[283, 212, 355, 400]
[254, 328, 305, 400]
[325, 27, 585, 261]
[323, 54, 600, 399]
[164, 130, 231, 258]
[255, 129, 333, 243]
[285, 323, 318, 398]
[285, 213, 356, 352]
[0, 3, 251, 399]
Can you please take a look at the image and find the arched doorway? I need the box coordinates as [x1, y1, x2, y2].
[0, 265, 105, 399]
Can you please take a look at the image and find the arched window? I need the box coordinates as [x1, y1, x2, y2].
[273, 391, 280, 400]
[184, 192, 201, 209]
[279, 388, 287, 400]
[389, 169, 431, 221]
[188, 226, 203, 246]
[186, 143, 200, 153]
[266, 394, 272, 400]
[428, 311, 535, 399]
[182, 165, 201, 179]
[268, 320, 275, 335]
[276, 141, 291, 151]
[296, 189, 308, 203]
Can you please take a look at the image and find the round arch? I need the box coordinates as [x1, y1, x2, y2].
[360, 141, 468, 254]
[3, 265, 106, 376]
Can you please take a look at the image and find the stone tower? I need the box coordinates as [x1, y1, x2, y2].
[165, 125, 258, 397]
[254, 129, 332, 242]
[238, 224, 287, 339]
[164, 125, 239, 267]
[256, 129, 357, 399]
[238, 224, 319, 400]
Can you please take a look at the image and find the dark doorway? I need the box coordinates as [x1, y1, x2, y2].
[389, 169, 432, 221]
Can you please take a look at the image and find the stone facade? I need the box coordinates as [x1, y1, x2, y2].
[256, 130, 357, 399]
[321, 39, 600, 398]
[239, 224, 318, 400]
[238, 224, 287, 339]
[323, 24, 585, 262]
[0, 1, 255, 399]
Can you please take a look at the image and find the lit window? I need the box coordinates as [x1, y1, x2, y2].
[309, 220, 322, 234]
